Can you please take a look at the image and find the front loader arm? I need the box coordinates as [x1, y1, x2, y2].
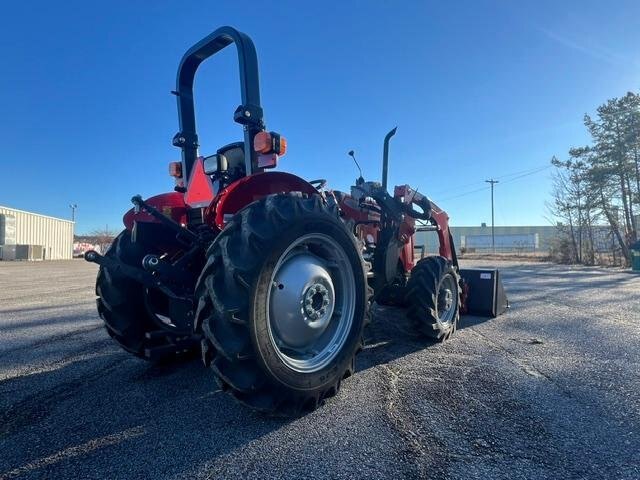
[427, 200, 456, 265]
[394, 185, 457, 267]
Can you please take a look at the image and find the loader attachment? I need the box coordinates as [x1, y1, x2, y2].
[459, 268, 509, 317]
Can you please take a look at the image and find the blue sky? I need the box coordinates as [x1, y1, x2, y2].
[1, 1, 638, 234]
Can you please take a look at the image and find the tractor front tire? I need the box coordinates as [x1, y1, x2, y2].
[405, 256, 461, 341]
[96, 230, 198, 361]
[195, 193, 369, 415]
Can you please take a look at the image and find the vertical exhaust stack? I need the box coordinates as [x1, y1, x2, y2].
[382, 127, 397, 191]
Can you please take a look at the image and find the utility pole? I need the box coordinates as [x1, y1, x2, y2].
[69, 204, 77, 222]
[485, 179, 499, 253]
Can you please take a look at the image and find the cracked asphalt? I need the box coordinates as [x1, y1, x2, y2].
[1, 259, 639, 479]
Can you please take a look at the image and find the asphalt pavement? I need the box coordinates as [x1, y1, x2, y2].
[0, 259, 638, 480]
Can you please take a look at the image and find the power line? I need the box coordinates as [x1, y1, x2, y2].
[437, 164, 551, 201]
[438, 185, 490, 201]
[431, 164, 552, 196]
[430, 179, 487, 195]
[499, 165, 551, 185]
[496, 164, 552, 181]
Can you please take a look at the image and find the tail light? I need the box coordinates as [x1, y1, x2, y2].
[254, 131, 287, 156]
[254, 131, 286, 170]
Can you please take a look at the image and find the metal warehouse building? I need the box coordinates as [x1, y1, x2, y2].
[0, 206, 74, 260]
[417, 224, 558, 255]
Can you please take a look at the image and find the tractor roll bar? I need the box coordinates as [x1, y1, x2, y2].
[173, 26, 265, 179]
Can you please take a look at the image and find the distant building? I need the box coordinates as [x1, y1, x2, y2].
[417, 224, 558, 255]
[0, 206, 74, 260]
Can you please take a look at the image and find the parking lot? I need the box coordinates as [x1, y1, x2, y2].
[1, 259, 639, 479]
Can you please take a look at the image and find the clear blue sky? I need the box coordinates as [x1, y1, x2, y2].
[1, 1, 638, 234]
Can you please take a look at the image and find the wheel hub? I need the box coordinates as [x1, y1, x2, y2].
[436, 274, 457, 324]
[440, 288, 453, 312]
[303, 283, 331, 321]
[270, 253, 336, 349]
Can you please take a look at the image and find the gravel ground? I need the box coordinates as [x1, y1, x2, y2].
[0, 259, 638, 480]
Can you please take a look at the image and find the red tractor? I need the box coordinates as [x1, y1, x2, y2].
[86, 26, 466, 415]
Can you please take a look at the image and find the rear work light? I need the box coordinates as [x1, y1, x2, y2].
[169, 161, 183, 178]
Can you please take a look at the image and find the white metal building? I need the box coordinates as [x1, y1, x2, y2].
[417, 224, 558, 255]
[0, 206, 74, 260]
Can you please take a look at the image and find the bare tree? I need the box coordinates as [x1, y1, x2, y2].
[550, 91, 640, 266]
[89, 227, 118, 254]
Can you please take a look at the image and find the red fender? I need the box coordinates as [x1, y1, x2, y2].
[207, 172, 318, 230]
[123, 192, 188, 231]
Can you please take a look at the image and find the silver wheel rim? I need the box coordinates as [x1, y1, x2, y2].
[267, 233, 356, 373]
[437, 274, 458, 325]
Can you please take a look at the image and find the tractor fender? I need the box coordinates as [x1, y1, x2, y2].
[122, 192, 188, 231]
[208, 172, 318, 230]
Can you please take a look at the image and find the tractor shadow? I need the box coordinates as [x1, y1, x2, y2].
[0, 305, 495, 480]
[357, 303, 493, 371]
[0, 342, 294, 479]
[4, 262, 639, 478]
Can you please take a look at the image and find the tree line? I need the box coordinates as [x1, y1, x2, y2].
[550, 91, 639, 266]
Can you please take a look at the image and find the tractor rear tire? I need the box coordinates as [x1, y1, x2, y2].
[195, 193, 369, 415]
[405, 256, 461, 341]
[96, 230, 198, 361]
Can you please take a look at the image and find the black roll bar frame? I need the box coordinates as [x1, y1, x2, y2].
[172, 26, 265, 180]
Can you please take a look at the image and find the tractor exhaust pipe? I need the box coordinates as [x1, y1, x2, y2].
[382, 127, 397, 191]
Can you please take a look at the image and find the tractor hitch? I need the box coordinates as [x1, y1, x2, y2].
[142, 332, 201, 361]
[142, 254, 193, 285]
[84, 250, 195, 332]
[85, 250, 174, 296]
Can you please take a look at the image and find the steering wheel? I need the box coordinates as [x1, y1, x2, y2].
[309, 179, 327, 190]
